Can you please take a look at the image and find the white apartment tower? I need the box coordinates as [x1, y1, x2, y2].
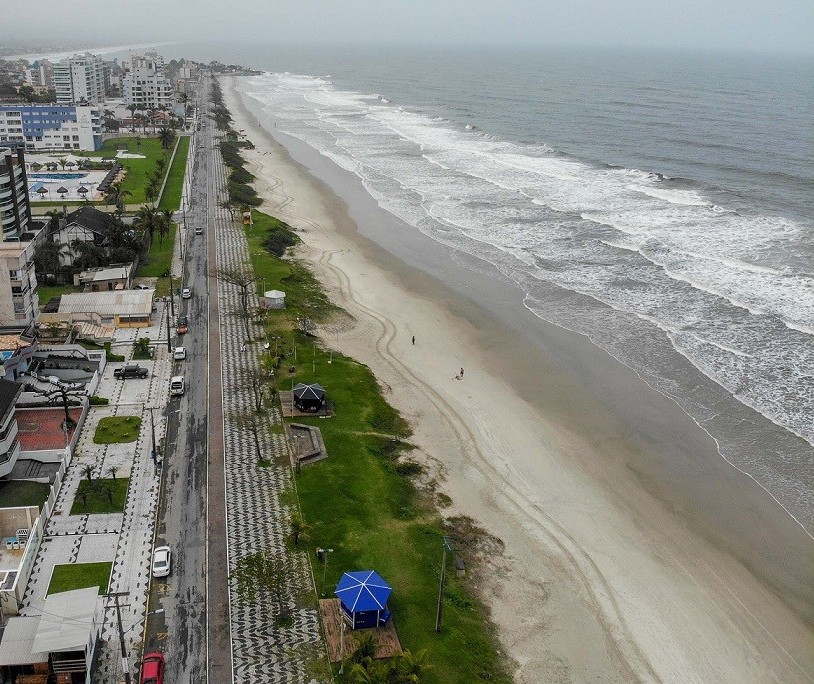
[0, 147, 33, 241]
[53, 53, 106, 104]
[122, 54, 174, 111]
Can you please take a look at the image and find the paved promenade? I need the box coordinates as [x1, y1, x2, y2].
[210, 123, 324, 681]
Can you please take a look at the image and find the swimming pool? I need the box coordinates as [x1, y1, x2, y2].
[29, 172, 88, 180]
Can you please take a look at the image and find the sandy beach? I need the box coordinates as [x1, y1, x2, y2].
[224, 77, 814, 683]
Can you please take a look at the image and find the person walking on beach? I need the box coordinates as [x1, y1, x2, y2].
[412, 335, 415, 345]
[460, 367, 464, 378]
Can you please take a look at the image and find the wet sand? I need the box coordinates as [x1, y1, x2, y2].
[225, 76, 814, 683]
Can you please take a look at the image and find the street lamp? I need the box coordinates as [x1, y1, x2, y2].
[435, 536, 454, 633]
[320, 547, 334, 597]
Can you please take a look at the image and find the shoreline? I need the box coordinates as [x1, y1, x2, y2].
[224, 76, 814, 682]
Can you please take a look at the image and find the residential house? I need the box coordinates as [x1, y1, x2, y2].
[75, 263, 133, 291]
[52, 205, 117, 268]
[39, 289, 155, 329]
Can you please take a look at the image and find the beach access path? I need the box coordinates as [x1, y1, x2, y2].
[224, 76, 814, 684]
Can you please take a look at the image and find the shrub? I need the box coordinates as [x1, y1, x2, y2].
[89, 396, 109, 406]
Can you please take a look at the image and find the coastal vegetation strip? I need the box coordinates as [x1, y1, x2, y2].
[243, 208, 512, 683]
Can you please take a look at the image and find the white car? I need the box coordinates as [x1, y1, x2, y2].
[181, 287, 192, 299]
[152, 546, 171, 578]
[173, 346, 187, 361]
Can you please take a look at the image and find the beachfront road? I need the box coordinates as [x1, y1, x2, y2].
[143, 72, 231, 682]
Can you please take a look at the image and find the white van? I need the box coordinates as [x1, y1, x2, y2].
[170, 376, 185, 396]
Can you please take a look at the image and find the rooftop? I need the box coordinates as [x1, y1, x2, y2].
[15, 407, 81, 452]
[58, 289, 154, 317]
[78, 264, 133, 283]
[65, 205, 118, 235]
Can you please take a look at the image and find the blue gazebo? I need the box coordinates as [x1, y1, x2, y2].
[335, 570, 392, 630]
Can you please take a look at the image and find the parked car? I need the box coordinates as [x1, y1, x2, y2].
[140, 651, 165, 684]
[170, 375, 185, 396]
[134, 284, 152, 290]
[195, 226, 203, 235]
[152, 546, 171, 578]
[173, 346, 187, 361]
[181, 287, 192, 299]
[113, 364, 149, 379]
[177, 316, 188, 335]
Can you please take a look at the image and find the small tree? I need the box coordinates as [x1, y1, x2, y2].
[231, 410, 265, 463]
[217, 265, 256, 339]
[83, 464, 94, 481]
[289, 514, 307, 546]
[134, 337, 151, 358]
[108, 466, 117, 481]
[229, 551, 291, 626]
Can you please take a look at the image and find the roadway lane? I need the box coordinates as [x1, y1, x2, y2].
[143, 74, 231, 682]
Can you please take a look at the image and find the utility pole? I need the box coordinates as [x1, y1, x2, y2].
[148, 406, 157, 464]
[106, 591, 131, 684]
[435, 536, 453, 633]
[167, 275, 175, 318]
[165, 302, 172, 351]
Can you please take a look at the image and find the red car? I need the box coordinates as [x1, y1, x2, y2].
[177, 315, 188, 335]
[140, 652, 165, 684]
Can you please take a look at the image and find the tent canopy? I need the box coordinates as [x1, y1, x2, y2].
[32, 587, 99, 654]
[335, 570, 392, 613]
[293, 383, 325, 401]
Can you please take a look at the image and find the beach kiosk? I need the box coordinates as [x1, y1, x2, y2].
[293, 382, 326, 412]
[263, 289, 287, 309]
[335, 570, 392, 630]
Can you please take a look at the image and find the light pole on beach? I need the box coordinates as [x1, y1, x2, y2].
[435, 536, 454, 633]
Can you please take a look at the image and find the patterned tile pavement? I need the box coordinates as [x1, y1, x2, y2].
[20, 333, 175, 684]
[211, 128, 325, 682]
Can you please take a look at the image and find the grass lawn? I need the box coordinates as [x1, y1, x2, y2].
[94, 416, 142, 444]
[135, 221, 177, 297]
[48, 561, 112, 596]
[158, 136, 190, 211]
[37, 284, 80, 308]
[250, 211, 510, 683]
[70, 478, 129, 515]
[0, 480, 51, 509]
[84, 137, 170, 204]
[244, 210, 335, 328]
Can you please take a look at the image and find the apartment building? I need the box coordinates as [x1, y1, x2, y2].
[0, 147, 33, 241]
[24, 60, 54, 94]
[53, 53, 105, 105]
[0, 241, 38, 327]
[0, 104, 102, 152]
[0, 378, 22, 478]
[122, 53, 174, 110]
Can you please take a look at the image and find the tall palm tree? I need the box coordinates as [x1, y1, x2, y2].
[105, 183, 132, 216]
[134, 206, 161, 245]
[127, 104, 137, 133]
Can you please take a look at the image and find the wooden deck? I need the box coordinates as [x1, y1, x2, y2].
[319, 598, 402, 663]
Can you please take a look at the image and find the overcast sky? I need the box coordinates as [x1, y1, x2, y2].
[2, 0, 812, 55]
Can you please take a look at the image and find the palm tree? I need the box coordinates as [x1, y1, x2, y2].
[57, 157, 67, 170]
[83, 464, 94, 481]
[108, 466, 117, 481]
[158, 126, 174, 150]
[127, 104, 137, 132]
[134, 206, 161, 245]
[105, 183, 132, 216]
[159, 210, 173, 244]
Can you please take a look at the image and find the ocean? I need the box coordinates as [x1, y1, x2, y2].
[169, 42, 814, 531]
